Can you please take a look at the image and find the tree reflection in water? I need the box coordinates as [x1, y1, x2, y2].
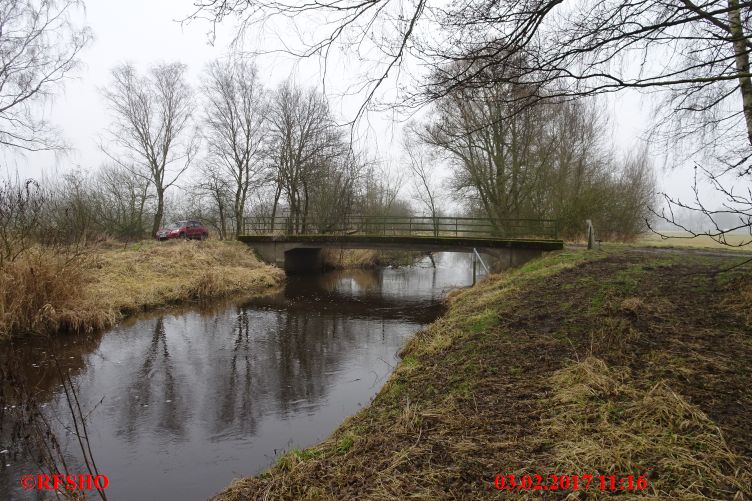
[119, 316, 186, 441]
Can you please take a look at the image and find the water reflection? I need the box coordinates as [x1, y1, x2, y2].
[118, 317, 186, 441]
[0, 252, 481, 500]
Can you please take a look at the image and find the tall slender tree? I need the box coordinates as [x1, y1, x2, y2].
[267, 81, 343, 232]
[102, 63, 198, 236]
[202, 58, 268, 237]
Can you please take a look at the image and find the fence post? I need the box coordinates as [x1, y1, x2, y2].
[472, 251, 476, 285]
[586, 219, 594, 250]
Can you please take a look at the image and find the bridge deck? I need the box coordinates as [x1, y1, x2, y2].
[239, 216, 563, 271]
[238, 234, 564, 252]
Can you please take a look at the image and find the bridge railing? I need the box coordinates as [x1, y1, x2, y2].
[242, 215, 559, 240]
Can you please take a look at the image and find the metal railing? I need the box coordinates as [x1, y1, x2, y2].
[242, 215, 559, 240]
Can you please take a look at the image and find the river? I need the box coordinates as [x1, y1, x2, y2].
[0, 252, 483, 500]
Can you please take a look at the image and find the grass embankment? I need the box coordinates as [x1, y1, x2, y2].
[0, 240, 283, 340]
[217, 248, 752, 500]
[321, 248, 423, 269]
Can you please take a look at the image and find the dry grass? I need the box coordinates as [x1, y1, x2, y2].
[0, 240, 283, 340]
[320, 248, 381, 269]
[619, 296, 646, 313]
[87, 239, 282, 313]
[320, 248, 422, 269]
[547, 357, 751, 500]
[0, 250, 115, 338]
[721, 275, 752, 327]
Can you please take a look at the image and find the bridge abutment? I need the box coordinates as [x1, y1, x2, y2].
[252, 242, 325, 273]
[484, 247, 546, 271]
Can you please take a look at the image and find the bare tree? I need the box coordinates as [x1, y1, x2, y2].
[188, 1, 752, 142]
[94, 164, 152, 240]
[420, 75, 555, 233]
[0, 0, 91, 151]
[620, 150, 659, 237]
[307, 151, 363, 231]
[202, 58, 268, 237]
[268, 81, 344, 232]
[403, 131, 442, 235]
[357, 163, 405, 218]
[102, 63, 198, 237]
[193, 161, 232, 239]
[416, 73, 654, 239]
[41, 169, 99, 244]
[648, 164, 752, 246]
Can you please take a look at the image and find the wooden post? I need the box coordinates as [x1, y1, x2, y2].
[586, 219, 594, 250]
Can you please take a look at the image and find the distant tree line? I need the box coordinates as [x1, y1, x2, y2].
[0, 59, 655, 245]
[85, 59, 411, 242]
[0, 0, 656, 248]
[29, 58, 650, 243]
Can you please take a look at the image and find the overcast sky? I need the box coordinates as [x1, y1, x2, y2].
[0, 0, 707, 207]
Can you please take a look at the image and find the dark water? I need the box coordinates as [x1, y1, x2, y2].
[0, 253, 482, 500]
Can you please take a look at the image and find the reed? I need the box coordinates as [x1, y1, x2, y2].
[0, 249, 112, 338]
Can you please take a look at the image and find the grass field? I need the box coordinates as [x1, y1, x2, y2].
[215, 248, 752, 500]
[635, 230, 751, 250]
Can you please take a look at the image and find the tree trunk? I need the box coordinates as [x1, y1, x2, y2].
[301, 181, 310, 234]
[234, 205, 244, 238]
[137, 185, 147, 238]
[234, 179, 244, 238]
[218, 199, 227, 240]
[270, 181, 282, 233]
[729, 0, 752, 148]
[152, 189, 165, 237]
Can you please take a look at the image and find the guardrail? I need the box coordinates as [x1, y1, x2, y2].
[242, 215, 559, 240]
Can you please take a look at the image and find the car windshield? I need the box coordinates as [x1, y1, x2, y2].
[166, 222, 185, 230]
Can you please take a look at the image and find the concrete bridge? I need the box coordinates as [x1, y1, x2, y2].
[238, 215, 563, 273]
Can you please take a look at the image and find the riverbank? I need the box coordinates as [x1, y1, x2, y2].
[216, 247, 752, 500]
[0, 240, 283, 340]
[321, 248, 425, 269]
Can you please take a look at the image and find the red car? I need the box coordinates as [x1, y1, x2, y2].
[156, 220, 209, 241]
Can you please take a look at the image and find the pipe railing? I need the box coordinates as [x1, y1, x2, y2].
[242, 215, 559, 240]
